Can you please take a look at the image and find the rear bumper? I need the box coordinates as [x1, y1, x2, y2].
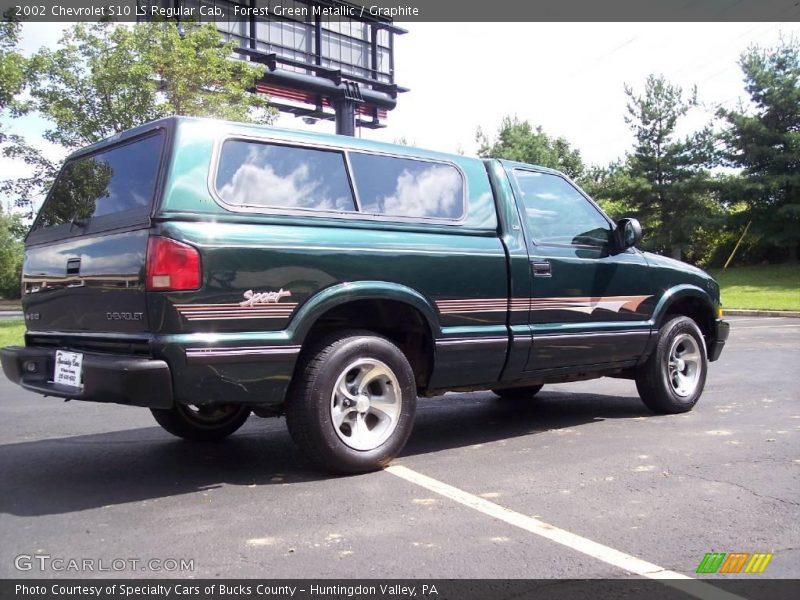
[0, 345, 172, 408]
[708, 318, 730, 362]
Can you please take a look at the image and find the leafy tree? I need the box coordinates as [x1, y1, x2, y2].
[0, 206, 25, 298]
[615, 75, 716, 260]
[717, 38, 800, 261]
[27, 22, 275, 147]
[0, 15, 46, 225]
[582, 162, 640, 221]
[2, 22, 277, 214]
[0, 16, 26, 142]
[1, 138, 59, 219]
[477, 116, 585, 179]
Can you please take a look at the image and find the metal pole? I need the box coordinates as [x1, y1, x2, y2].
[333, 98, 357, 137]
[723, 220, 752, 270]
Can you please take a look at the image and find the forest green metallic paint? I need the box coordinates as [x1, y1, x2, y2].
[1, 117, 728, 410]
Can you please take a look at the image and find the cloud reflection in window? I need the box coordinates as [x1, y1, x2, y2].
[350, 153, 464, 220]
[216, 141, 356, 211]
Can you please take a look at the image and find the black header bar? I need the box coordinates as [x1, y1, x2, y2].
[2, 0, 799, 23]
[2, 579, 800, 600]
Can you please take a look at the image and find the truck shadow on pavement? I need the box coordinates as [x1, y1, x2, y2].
[0, 391, 651, 517]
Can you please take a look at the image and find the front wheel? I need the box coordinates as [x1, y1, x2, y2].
[635, 316, 708, 414]
[286, 331, 417, 474]
[150, 404, 250, 441]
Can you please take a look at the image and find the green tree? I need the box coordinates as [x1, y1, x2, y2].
[477, 116, 585, 179]
[717, 38, 800, 261]
[0, 16, 26, 139]
[617, 75, 716, 260]
[1, 137, 58, 219]
[582, 162, 640, 221]
[2, 21, 276, 213]
[0, 206, 25, 298]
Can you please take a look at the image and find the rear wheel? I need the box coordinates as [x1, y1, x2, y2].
[150, 404, 250, 441]
[492, 385, 544, 400]
[635, 316, 707, 414]
[286, 331, 416, 474]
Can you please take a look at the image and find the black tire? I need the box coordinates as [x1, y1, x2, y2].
[150, 404, 250, 441]
[285, 330, 417, 474]
[492, 385, 544, 400]
[635, 316, 708, 414]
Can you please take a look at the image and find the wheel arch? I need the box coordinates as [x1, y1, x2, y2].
[652, 284, 717, 344]
[288, 282, 440, 390]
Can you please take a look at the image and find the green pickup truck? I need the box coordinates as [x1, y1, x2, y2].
[0, 117, 729, 473]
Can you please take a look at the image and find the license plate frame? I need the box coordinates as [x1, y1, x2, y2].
[53, 350, 84, 389]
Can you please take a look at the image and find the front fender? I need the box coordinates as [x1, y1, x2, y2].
[286, 281, 442, 343]
[651, 284, 716, 327]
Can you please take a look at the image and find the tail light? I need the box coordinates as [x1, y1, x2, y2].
[146, 236, 201, 291]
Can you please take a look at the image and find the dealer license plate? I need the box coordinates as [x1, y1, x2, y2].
[54, 350, 83, 388]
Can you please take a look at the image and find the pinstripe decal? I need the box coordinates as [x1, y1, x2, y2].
[436, 337, 509, 347]
[436, 336, 508, 343]
[436, 295, 651, 315]
[176, 302, 298, 321]
[185, 345, 301, 363]
[178, 294, 651, 321]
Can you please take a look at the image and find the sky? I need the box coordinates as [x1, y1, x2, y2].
[363, 22, 798, 164]
[2, 21, 799, 202]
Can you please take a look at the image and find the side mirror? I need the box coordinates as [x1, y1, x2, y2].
[616, 217, 642, 251]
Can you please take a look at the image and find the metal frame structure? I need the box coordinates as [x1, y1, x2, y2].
[146, 0, 407, 135]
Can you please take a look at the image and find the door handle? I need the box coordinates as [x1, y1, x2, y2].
[531, 261, 552, 277]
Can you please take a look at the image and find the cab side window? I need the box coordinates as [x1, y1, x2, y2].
[514, 170, 611, 247]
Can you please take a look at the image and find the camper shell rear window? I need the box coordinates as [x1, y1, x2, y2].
[29, 131, 165, 243]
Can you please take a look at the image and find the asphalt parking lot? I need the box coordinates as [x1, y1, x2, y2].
[0, 317, 798, 581]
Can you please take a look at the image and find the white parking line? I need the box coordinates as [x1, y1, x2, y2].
[386, 465, 746, 600]
[733, 324, 800, 330]
[726, 317, 791, 322]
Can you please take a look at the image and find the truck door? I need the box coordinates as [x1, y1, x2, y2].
[507, 167, 653, 373]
